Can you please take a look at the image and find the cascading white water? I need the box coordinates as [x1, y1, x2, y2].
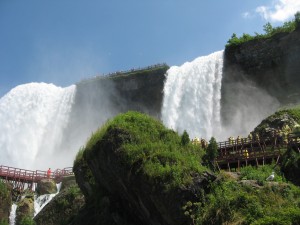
[9, 204, 17, 225]
[34, 182, 62, 216]
[0, 83, 76, 169]
[162, 50, 224, 140]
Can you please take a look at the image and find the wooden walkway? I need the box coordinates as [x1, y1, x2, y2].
[0, 165, 73, 190]
[215, 133, 300, 171]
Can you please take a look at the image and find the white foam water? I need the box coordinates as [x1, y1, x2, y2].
[0, 83, 76, 169]
[9, 203, 17, 225]
[162, 51, 224, 140]
[34, 182, 62, 216]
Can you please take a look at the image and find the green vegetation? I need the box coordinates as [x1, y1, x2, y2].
[189, 168, 300, 225]
[226, 11, 300, 47]
[72, 111, 300, 225]
[19, 216, 36, 225]
[240, 164, 285, 184]
[206, 137, 218, 162]
[0, 220, 8, 225]
[0, 182, 11, 224]
[0, 182, 10, 198]
[83, 111, 206, 190]
[181, 130, 190, 146]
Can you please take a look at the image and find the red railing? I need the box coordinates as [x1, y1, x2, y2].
[0, 165, 73, 189]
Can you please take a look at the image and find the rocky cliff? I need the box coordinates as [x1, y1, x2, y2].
[221, 28, 300, 127]
[62, 65, 169, 154]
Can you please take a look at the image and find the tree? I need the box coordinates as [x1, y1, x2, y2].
[263, 22, 273, 35]
[181, 130, 190, 146]
[206, 137, 218, 161]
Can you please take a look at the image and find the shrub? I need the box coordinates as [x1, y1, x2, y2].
[206, 137, 218, 161]
[181, 130, 190, 146]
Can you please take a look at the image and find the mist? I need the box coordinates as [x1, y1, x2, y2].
[217, 68, 280, 140]
[219, 77, 280, 141]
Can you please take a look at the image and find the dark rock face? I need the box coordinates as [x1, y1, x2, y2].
[36, 179, 57, 195]
[86, 126, 216, 225]
[61, 66, 168, 157]
[73, 154, 95, 200]
[221, 29, 300, 128]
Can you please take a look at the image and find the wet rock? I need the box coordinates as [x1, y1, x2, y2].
[36, 179, 57, 195]
[16, 195, 34, 225]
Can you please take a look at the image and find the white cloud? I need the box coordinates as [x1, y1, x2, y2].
[256, 0, 300, 22]
[242, 12, 251, 19]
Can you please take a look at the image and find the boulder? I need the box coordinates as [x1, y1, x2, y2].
[79, 112, 216, 225]
[16, 194, 34, 225]
[60, 175, 77, 191]
[36, 179, 57, 195]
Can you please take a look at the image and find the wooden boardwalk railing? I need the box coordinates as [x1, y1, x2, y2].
[0, 165, 73, 190]
[215, 133, 300, 171]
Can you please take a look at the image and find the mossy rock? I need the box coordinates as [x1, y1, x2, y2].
[36, 179, 57, 195]
[16, 195, 34, 225]
[60, 175, 77, 191]
[0, 182, 12, 224]
[253, 106, 300, 136]
[74, 111, 214, 225]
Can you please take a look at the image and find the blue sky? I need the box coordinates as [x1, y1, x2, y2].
[1, 0, 299, 97]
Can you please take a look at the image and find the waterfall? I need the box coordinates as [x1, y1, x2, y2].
[162, 50, 224, 140]
[34, 182, 62, 216]
[9, 204, 17, 225]
[0, 83, 76, 169]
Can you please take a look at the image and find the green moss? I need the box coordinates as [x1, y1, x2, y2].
[77, 111, 206, 190]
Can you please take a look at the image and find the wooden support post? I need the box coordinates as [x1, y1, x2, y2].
[256, 158, 259, 167]
[238, 160, 240, 171]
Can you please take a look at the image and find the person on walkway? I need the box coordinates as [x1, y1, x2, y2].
[47, 168, 51, 179]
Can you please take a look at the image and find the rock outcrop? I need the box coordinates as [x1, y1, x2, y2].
[221, 28, 300, 127]
[36, 179, 57, 195]
[73, 112, 216, 225]
[16, 195, 34, 225]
